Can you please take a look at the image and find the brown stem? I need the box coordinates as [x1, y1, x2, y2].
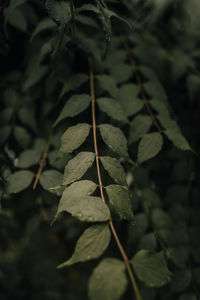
[121, 34, 162, 133]
[88, 57, 142, 300]
[33, 134, 52, 190]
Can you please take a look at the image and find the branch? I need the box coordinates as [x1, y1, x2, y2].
[121, 34, 162, 133]
[88, 57, 142, 300]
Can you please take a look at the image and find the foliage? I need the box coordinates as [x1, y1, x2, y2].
[0, 1, 200, 300]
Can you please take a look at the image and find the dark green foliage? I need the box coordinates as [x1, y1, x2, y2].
[1, 1, 200, 300]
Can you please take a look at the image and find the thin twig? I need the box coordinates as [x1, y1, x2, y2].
[121, 34, 162, 133]
[88, 57, 142, 300]
[33, 134, 52, 190]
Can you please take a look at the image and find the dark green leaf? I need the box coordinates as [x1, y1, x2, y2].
[96, 75, 118, 98]
[59, 123, 91, 156]
[170, 269, 191, 293]
[129, 115, 152, 143]
[45, 0, 71, 26]
[110, 63, 132, 84]
[59, 74, 88, 98]
[16, 149, 41, 168]
[99, 124, 129, 159]
[58, 223, 111, 267]
[164, 130, 191, 151]
[0, 126, 11, 145]
[54, 94, 91, 127]
[179, 293, 197, 300]
[118, 84, 143, 117]
[167, 247, 188, 268]
[137, 132, 163, 164]
[138, 233, 157, 251]
[7, 8, 27, 32]
[39, 170, 63, 196]
[151, 208, 173, 229]
[63, 152, 95, 185]
[6, 171, 34, 194]
[31, 18, 56, 40]
[97, 97, 128, 123]
[14, 126, 31, 148]
[56, 180, 110, 222]
[106, 184, 134, 221]
[88, 258, 128, 300]
[100, 156, 127, 186]
[132, 250, 171, 287]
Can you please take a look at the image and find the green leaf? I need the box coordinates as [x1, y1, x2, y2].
[45, 0, 71, 26]
[129, 115, 152, 143]
[63, 152, 95, 185]
[59, 74, 88, 99]
[6, 171, 34, 194]
[39, 170, 63, 196]
[58, 223, 111, 268]
[99, 124, 129, 159]
[138, 233, 157, 251]
[88, 258, 128, 300]
[14, 126, 31, 148]
[110, 63, 132, 84]
[170, 269, 191, 293]
[56, 180, 110, 222]
[132, 250, 171, 287]
[118, 84, 143, 117]
[31, 18, 56, 40]
[7, 8, 27, 32]
[59, 123, 91, 156]
[167, 247, 188, 268]
[96, 75, 118, 98]
[97, 97, 128, 123]
[151, 208, 173, 229]
[54, 94, 91, 127]
[106, 184, 134, 221]
[164, 129, 191, 151]
[0, 126, 11, 145]
[16, 149, 41, 168]
[137, 132, 163, 164]
[179, 293, 197, 300]
[100, 156, 127, 186]
[144, 80, 167, 103]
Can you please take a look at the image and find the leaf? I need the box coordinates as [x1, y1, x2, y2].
[117, 84, 143, 117]
[0, 126, 11, 145]
[170, 269, 191, 293]
[100, 156, 127, 186]
[59, 123, 91, 156]
[45, 0, 71, 26]
[97, 97, 128, 123]
[137, 132, 163, 164]
[14, 126, 31, 148]
[6, 8, 27, 32]
[151, 208, 173, 229]
[39, 170, 63, 196]
[96, 75, 118, 98]
[138, 233, 157, 251]
[15, 149, 41, 168]
[31, 18, 56, 40]
[167, 247, 188, 268]
[99, 124, 129, 159]
[179, 293, 197, 300]
[110, 63, 132, 84]
[6, 171, 34, 194]
[59, 74, 88, 98]
[132, 250, 171, 287]
[88, 258, 128, 300]
[144, 80, 167, 103]
[164, 129, 191, 151]
[54, 94, 91, 127]
[106, 185, 134, 221]
[58, 223, 111, 267]
[63, 152, 95, 185]
[56, 180, 110, 222]
[129, 115, 152, 143]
